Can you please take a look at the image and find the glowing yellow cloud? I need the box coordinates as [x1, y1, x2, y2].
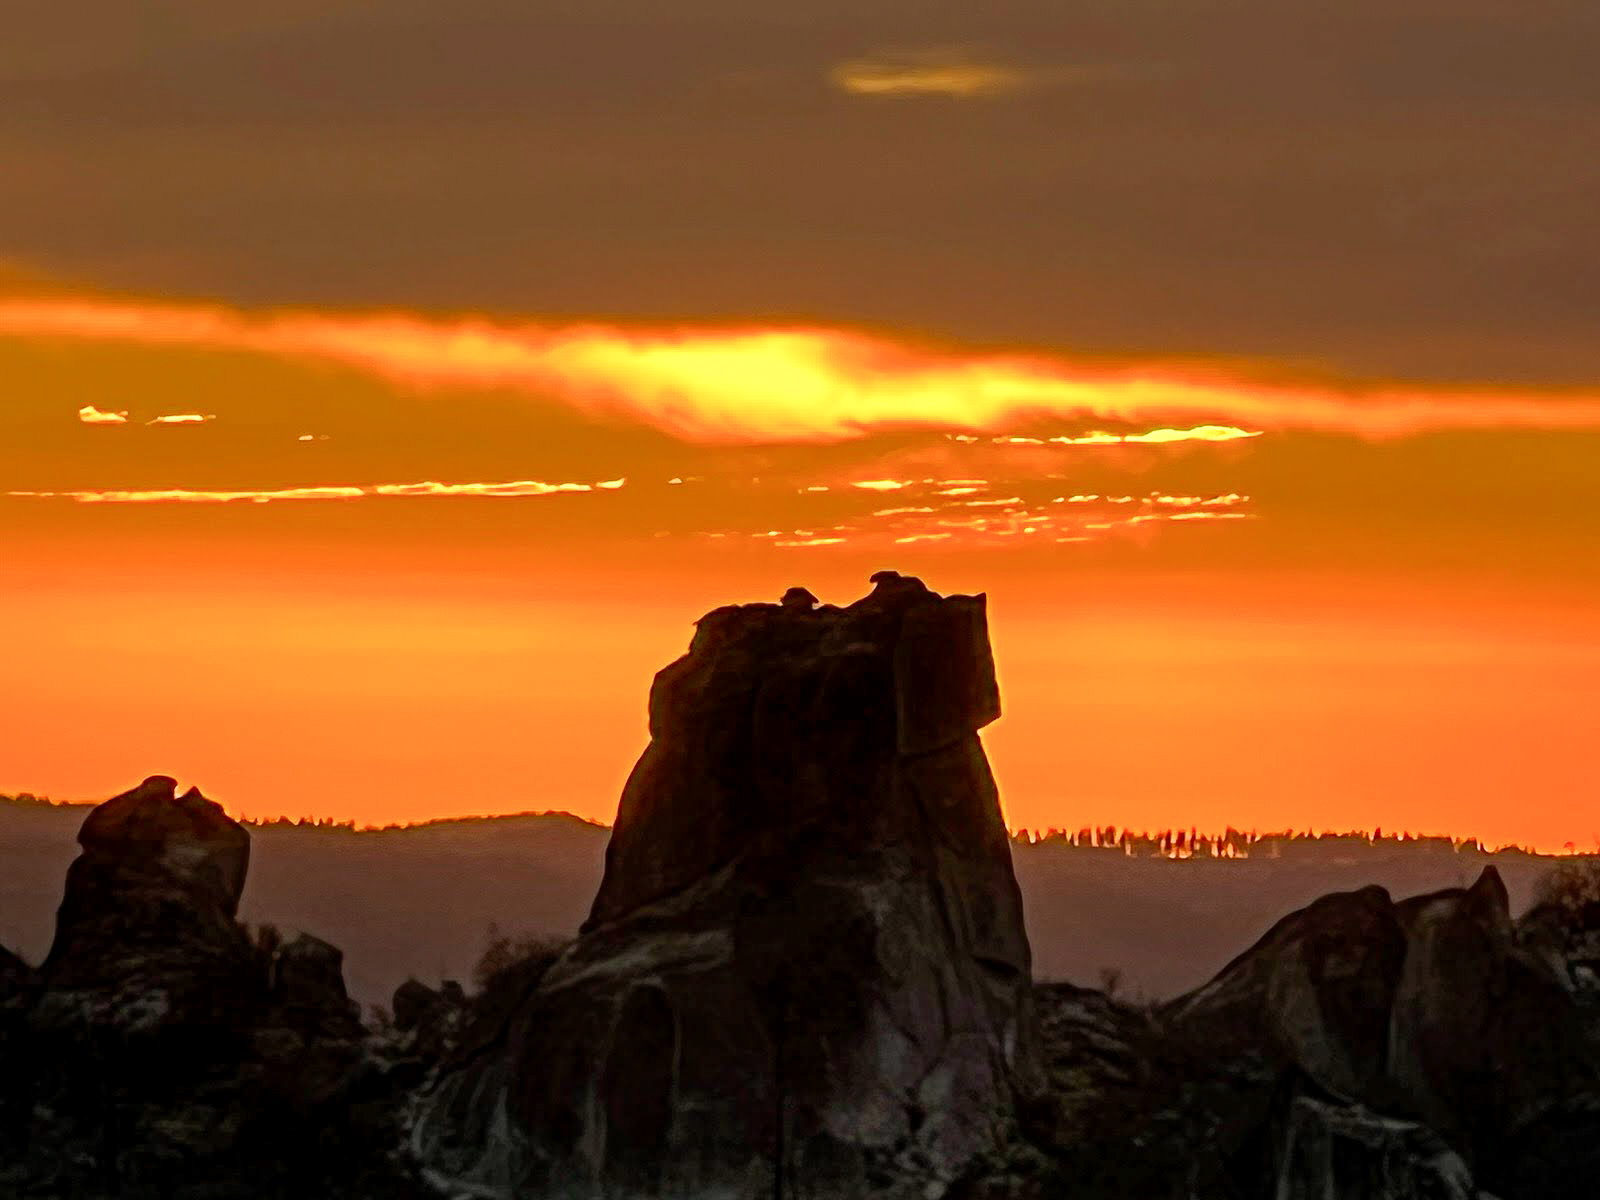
[77, 405, 128, 424]
[832, 55, 1028, 98]
[7, 296, 1600, 443]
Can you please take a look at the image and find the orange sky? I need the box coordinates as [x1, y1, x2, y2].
[3, 3, 1599, 849]
[6, 541, 1597, 851]
[2, 290, 1597, 849]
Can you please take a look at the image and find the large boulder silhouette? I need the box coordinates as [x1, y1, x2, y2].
[1161, 882, 1408, 1104]
[1387, 867, 1591, 1172]
[2, 779, 424, 1199]
[1162, 866, 1597, 1182]
[414, 574, 1037, 1198]
[33, 775, 258, 1036]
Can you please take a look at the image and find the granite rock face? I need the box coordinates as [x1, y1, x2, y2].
[1161, 882, 1409, 1105]
[1387, 867, 1587, 1159]
[1274, 1097, 1476, 1200]
[965, 870, 1600, 1199]
[414, 573, 1036, 1199]
[1160, 866, 1597, 1188]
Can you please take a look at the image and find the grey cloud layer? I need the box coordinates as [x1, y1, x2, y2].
[2, 1, 1598, 382]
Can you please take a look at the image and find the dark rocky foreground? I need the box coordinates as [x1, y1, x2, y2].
[5, 573, 1600, 1199]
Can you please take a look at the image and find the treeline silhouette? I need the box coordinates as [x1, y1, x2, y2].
[1, 793, 1560, 858]
[1009, 825, 1546, 858]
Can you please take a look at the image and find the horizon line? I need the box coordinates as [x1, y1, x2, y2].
[0, 793, 1584, 857]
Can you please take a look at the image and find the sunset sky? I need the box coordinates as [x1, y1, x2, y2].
[3, 1, 1597, 849]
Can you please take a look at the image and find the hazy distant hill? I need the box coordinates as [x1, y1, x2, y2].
[0, 799, 1565, 1007]
[0, 801, 609, 1007]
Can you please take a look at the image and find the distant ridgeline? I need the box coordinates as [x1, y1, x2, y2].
[0, 792, 1553, 856]
[0, 793, 603, 834]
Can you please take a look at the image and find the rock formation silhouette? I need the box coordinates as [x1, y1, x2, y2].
[1158, 866, 1595, 1180]
[1002, 867, 1600, 1198]
[0, 777, 430, 1199]
[413, 574, 1037, 1199]
[33, 775, 257, 1038]
[9, 580, 1600, 1199]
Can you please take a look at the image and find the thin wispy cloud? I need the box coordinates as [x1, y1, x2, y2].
[709, 485, 1257, 551]
[8, 477, 626, 505]
[75, 405, 215, 426]
[958, 426, 1262, 448]
[372, 478, 624, 498]
[7, 295, 1600, 443]
[10, 486, 367, 505]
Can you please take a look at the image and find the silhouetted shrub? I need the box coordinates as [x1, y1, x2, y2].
[1534, 857, 1600, 930]
[473, 924, 570, 995]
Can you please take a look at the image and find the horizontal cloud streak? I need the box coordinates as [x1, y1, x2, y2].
[75, 405, 214, 426]
[6, 296, 1600, 444]
[964, 425, 1260, 447]
[832, 55, 1028, 98]
[1055, 425, 1261, 446]
[829, 49, 1125, 99]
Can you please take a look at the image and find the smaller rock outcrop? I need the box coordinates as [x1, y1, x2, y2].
[0, 778, 431, 1200]
[1154, 866, 1598, 1194]
[35, 775, 258, 1037]
[780, 586, 819, 611]
[1162, 882, 1406, 1105]
[392, 977, 442, 1032]
[79, 774, 251, 910]
[272, 932, 362, 1038]
[1387, 867, 1586, 1160]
